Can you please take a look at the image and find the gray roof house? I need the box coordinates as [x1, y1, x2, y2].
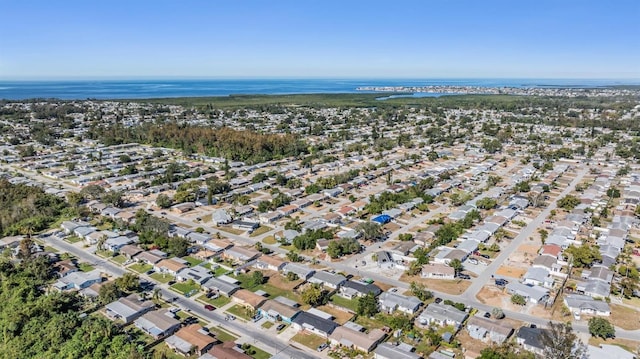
[308, 271, 346, 289]
[374, 342, 421, 359]
[516, 326, 547, 355]
[291, 311, 338, 338]
[105, 294, 155, 324]
[201, 277, 239, 297]
[134, 310, 181, 339]
[211, 209, 232, 225]
[416, 303, 468, 329]
[53, 269, 102, 291]
[564, 294, 611, 316]
[339, 280, 382, 299]
[282, 263, 315, 280]
[466, 316, 514, 343]
[379, 292, 423, 315]
[522, 267, 554, 289]
[506, 282, 549, 304]
[176, 266, 213, 285]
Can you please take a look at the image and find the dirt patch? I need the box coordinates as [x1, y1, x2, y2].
[316, 305, 354, 324]
[399, 274, 471, 295]
[384, 222, 401, 232]
[495, 265, 526, 279]
[266, 271, 300, 291]
[457, 331, 489, 356]
[517, 244, 540, 255]
[610, 304, 640, 330]
[476, 286, 504, 305]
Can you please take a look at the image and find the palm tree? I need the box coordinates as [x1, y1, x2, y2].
[152, 288, 162, 302]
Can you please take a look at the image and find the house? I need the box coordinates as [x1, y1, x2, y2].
[257, 299, 301, 324]
[466, 316, 514, 343]
[155, 258, 188, 276]
[277, 229, 300, 244]
[539, 244, 563, 259]
[211, 209, 232, 225]
[53, 269, 103, 291]
[119, 244, 142, 259]
[204, 238, 232, 253]
[206, 342, 252, 359]
[416, 303, 468, 329]
[421, 263, 455, 280]
[201, 277, 239, 297]
[105, 294, 155, 324]
[165, 324, 217, 356]
[104, 236, 135, 252]
[308, 271, 346, 289]
[282, 263, 315, 280]
[231, 220, 259, 232]
[60, 220, 91, 234]
[522, 267, 554, 289]
[339, 280, 382, 299]
[278, 204, 298, 216]
[259, 211, 282, 224]
[177, 266, 213, 285]
[506, 282, 549, 304]
[134, 310, 181, 339]
[516, 326, 547, 355]
[291, 311, 338, 338]
[222, 246, 260, 264]
[188, 232, 212, 245]
[329, 326, 386, 353]
[379, 291, 422, 315]
[172, 202, 195, 213]
[134, 250, 165, 265]
[564, 294, 611, 316]
[54, 259, 78, 278]
[253, 255, 286, 272]
[232, 289, 267, 310]
[374, 342, 421, 359]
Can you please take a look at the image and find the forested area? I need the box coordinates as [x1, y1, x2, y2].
[0, 179, 69, 236]
[0, 258, 144, 359]
[88, 123, 307, 163]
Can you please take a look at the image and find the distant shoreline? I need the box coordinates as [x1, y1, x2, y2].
[1, 78, 639, 100]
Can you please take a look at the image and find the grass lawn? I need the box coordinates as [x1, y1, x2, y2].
[291, 332, 327, 350]
[330, 295, 359, 312]
[253, 282, 302, 303]
[78, 262, 95, 272]
[198, 294, 231, 308]
[262, 236, 276, 245]
[64, 236, 83, 244]
[44, 246, 59, 253]
[279, 244, 294, 251]
[246, 345, 271, 359]
[609, 304, 640, 330]
[150, 272, 174, 284]
[249, 225, 273, 237]
[201, 214, 212, 223]
[354, 315, 386, 330]
[213, 266, 230, 277]
[218, 227, 244, 235]
[262, 321, 274, 329]
[152, 343, 191, 359]
[210, 326, 238, 342]
[94, 249, 113, 258]
[112, 255, 127, 264]
[129, 263, 153, 273]
[226, 304, 253, 321]
[171, 282, 200, 296]
[183, 256, 204, 266]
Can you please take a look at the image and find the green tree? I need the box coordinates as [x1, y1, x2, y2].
[357, 292, 380, 317]
[557, 195, 581, 211]
[449, 258, 464, 276]
[511, 294, 526, 306]
[156, 194, 173, 209]
[409, 282, 433, 301]
[356, 222, 383, 241]
[476, 197, 498, 209]
[167, 237, 189, 257]
[540, 321, 586, 359]
[301, 284, 326, 306]
[478, 342, 535, 359]
[564, 245, 601, 268]
[588, 317, 615, 339]
[248, 271, 266, 288]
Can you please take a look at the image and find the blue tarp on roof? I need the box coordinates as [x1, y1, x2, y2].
[372, 214, 391, 224]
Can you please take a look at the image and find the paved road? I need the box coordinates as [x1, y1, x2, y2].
[461, 166, 590, 300]
[42, 236, 320, 359]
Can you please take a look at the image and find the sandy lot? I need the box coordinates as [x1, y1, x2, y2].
[399, 274, 471, 295]
[495, 265, 526, 279]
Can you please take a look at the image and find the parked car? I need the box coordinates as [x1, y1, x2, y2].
[483, 312, 491, 318]
[276, 324, 286, 331]
[480, 254, 491, 259]
[317, 343, 328, 352]
[458, 274, 471, 280]
[183, 316, 198, 325]
[251, 315, 263, 322]
[146, 270, 155, 275]
[168, 280, 176, 285]
[204, 304, 215, 311]
[434, 297, 442, 304]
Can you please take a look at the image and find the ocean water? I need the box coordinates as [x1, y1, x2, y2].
[0, 78, 637, 100]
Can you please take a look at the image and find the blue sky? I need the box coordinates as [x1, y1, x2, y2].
[1, 0, 638, 79]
